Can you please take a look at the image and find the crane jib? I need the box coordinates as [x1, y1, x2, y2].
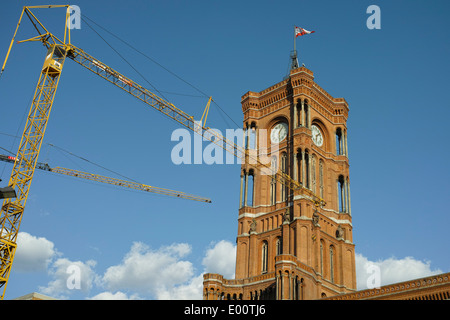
[67, 47, 195, 130]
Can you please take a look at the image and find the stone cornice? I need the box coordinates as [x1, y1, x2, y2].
[323, 272, 450, 300]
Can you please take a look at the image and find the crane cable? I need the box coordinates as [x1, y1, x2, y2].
[0, 133, 141, 185]
[80, 14, 240, 129]
[80, 16, 169, 104]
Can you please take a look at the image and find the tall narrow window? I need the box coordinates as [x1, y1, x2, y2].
[281, 152, 287, 201]
[241, 170, 247, 208]
[270, 180, 276, 205]
[262, 241, 268, 273]
[311, 154, 316, 194]
[296, 100, 302, 127]
[244, 124, 249, 150]
[276, 237, 282, 255]
[249, 124, 257, 149]
[305, 151, 310, 189]
[330, 246, 335, 283]
[248, 169, 255, 207]
[270, 156, 277, 205]
[338, 175, 345, 212]
[304, 102, 309, 128]
[336, 128, 343, 155]
[320, 241, 324, 276]
[319, 159, 324, 198]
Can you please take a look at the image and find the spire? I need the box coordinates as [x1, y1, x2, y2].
[290, 49, 299, 70]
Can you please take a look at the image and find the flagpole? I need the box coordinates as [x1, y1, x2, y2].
[290, 26, 299, 70]
[294, 25, 296, 52]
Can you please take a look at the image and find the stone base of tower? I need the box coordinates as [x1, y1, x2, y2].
[203, 253, 356, 300]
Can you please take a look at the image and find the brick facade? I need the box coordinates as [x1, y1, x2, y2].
[204, 66, 356, 300]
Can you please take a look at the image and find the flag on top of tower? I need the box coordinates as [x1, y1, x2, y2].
[295, 26, 315, 37]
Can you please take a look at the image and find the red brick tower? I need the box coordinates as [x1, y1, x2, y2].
[203, 64, 356, 300]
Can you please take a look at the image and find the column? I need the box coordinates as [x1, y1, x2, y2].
[347, 179, 352, 215]
[345, 132, 349, 156]
[282, 219, 289, 254]
[293, 153, 298, 183]
[294, 103, 298, 128]
[289, 273, 293, 300]
[244, 172, 249, 207]
[308, 154, 312, 190]
[276, 273, 280, 300]
[239, 174, 244, 208]
[301, 100, 305, 127]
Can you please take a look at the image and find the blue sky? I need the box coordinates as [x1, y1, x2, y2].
[0, 0, 449, 299]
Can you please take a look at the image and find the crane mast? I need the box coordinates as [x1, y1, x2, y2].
[0, 42, 67, 298]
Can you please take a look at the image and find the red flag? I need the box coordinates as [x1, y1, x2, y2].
[295, 26, 315, 37]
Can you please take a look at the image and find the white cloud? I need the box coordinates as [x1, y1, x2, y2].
[156, 274, 204, 300]
[355, 253, 443, 290]
[39, 258, 98, 299]
[100, 242, 195, 298]
[153, 240, 237, 300]
[14, 232, 57, 272]
[89, 291, 142, 300]
[17, 231, 444, 300]
[202, 240, 236, 279]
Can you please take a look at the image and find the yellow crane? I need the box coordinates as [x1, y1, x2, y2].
[0, 5, 325, 299]
[0, 154, 212, 203]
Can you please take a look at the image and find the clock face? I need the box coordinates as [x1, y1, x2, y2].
[311, 125, 323, 147]
[270, 123, 288, 144]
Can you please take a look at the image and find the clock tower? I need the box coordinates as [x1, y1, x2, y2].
[203, 64, 356, 300]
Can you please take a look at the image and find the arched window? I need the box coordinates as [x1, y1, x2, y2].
[240, 170, 246, 208]
[240, 169, 254, 208]
[296, 149, 302, 183]
[336, 128, 343, 155]
[296, 99, 301, 127]
[262, 241, 268, 273]
[281, 152, 287, 201]
[320, 240, 324, 276]
[330, 245, 335, 283]
[311, 154, 316, 194]
[305, 150, 310, 189]
[281, 152, 287, 173]
[338, 175, 345, 212]
[299, 278, 304, 300]
[244, 123, 249, 150]
[304, 100, 309, 128]
[276, 237, 282, 255]
[319, 159, 324, 198]
[249, 123, 257, 149]
[248, 169, 255, 207]
[270, 156, 277, 205]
